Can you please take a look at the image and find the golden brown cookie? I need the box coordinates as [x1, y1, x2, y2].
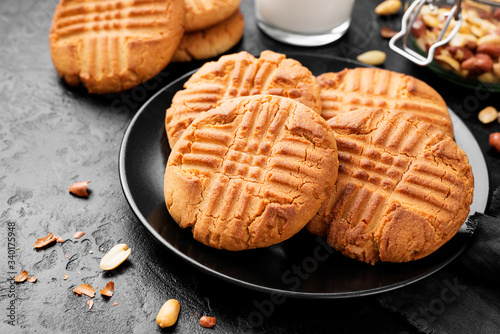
[317, 68, 453, 137]
[184, 0, 240, 32]
[166, 50, 322, 147]
[306, 108, 474, 264]
[172, 9, 244, 62]
[164, 95, 339, 251]
[49, 0, 185, 94]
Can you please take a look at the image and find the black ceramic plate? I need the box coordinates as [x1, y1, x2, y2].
[119, 54, 489, 298]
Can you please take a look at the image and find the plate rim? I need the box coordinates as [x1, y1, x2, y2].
[118, 54, 488, 299]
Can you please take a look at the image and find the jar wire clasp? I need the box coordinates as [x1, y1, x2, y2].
[389, 0, 463, 66]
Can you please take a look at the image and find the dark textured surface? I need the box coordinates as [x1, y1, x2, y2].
[0, 1, 498, 333]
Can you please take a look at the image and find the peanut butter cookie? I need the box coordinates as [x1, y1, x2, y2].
[166, 51, 322, 147]
[49, 0, 185, 93]
[317, 68, 453, 137]
[165, 95, 338, 251]
[307, 108, 473, 264]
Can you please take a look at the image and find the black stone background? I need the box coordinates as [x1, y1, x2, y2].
[0, 0, 499, 333]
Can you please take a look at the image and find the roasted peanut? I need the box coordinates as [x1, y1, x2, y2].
[423, 13, 442, 29]
[478, 106, 498, 124]
[357, 50, 386, 66]
[459, 23, 472, 35]
[411, 16, 427, 38]
[99, 244, 131, 271]
[467, 16, 483, 27]
[494, 9, 500, 21]
[471, 25, 485, 38]
[477, 53, 494, 61]
[200, 316, 217, 328]
[465, 40, 478, 51]
[449, 33, 467, 47]
[461, 55, 493, 73]
[493, 63, 500, 78]
[458, 69, 470, 78]
[375, 0, 402, 16]
[468, 16, 497, 33]
[435, 54, 461, 72]
[460, 57, 480, 71]
[477, 44, 500, 57]
[420, 5, 433, 17]
[381, 26, 397, 39]
[448, 46, 474, 61]
[477, 72, 500, 83]
[477, 34, 500, 46]
[489, 133, 500, 152]
[156, 299, 181, 328]
[481, 21, 498, 34]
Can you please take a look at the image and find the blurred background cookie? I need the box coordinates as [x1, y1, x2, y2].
[184, 0, 241, 32]
[49, 0, 185, 94]
[172, 9, 244, 62]
[164, 95, 339, 251]
[165, 51, 322, 147]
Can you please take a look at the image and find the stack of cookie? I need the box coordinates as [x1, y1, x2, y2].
[49, 0, 244, 94]
[163, 51, 475, 265]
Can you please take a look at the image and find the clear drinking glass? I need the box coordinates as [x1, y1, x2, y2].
[255, 0, 355, 47]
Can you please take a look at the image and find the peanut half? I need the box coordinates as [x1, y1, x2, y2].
[435, 54, 461, 72]
[478, 106, 498, 124]
[357, 50, 387, 66]
[375, 0, 401, 16]
[156, 299, 181, 328]
[99, 244, 131, 271]
[477, 35, 500, 46]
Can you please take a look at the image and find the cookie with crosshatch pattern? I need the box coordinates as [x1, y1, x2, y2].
[49, 0, 185, 93]
[317, 67, 453, 138]
[306, 108, 474, 264]
[183, 0, 241, 32]
[171, 9, 244, 62]
[165, 50, 322, 148]
[164, 95, 339, 251]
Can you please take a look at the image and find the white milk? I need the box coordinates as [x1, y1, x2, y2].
[256, 0, 355, 34]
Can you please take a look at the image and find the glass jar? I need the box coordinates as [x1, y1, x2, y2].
[393, 0, 500, 91]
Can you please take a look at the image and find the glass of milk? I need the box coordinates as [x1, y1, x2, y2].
[255, 0, 355, 46]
